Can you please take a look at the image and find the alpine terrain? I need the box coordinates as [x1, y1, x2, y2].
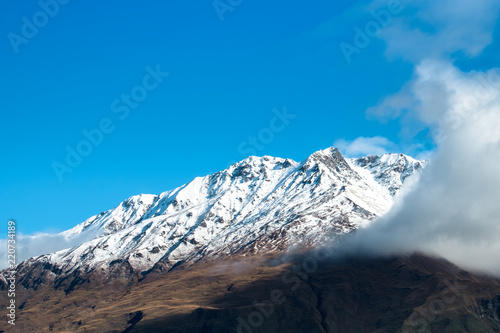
[5, 148, 424, 290]
[2, 147, 500, 333]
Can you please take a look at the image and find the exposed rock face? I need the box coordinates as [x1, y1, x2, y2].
[351, 153, 427, 196]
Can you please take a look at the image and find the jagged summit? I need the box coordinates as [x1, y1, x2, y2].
[7, 147, 426, 291]
[350, 153, 427, 195]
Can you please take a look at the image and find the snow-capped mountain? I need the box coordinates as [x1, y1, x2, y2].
[350, 153, 427, 196]
[10, 148, 426, 290]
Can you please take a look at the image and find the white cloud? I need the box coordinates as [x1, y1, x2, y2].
[345, 61, 500, 276]
[0, 230, 100, 269]
[343, 0, 500, 276]
[368, 59, 500, 140]
[373, 0, 500, 62]
[366, 84, 415, 122]
[334, 136, 396, 157]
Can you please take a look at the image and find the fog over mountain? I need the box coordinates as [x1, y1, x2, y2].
[343, 0, 500, 276]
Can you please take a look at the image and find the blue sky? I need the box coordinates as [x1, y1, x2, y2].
[1, 0, 499, 237]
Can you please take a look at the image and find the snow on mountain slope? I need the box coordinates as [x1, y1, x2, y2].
[349, 154, 428, 196]
[11, 148, 426, 287]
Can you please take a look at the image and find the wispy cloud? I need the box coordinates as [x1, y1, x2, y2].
[373, 0, 500, 62]
[0, 230, 100, 269]
[334, 136, 396, 157]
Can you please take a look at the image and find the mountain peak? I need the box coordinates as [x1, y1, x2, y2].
[302, 147, 357, 180]
[349, 153, 427, 195]
[8, 147, 426, 293]
[308, 146, 342, 159]
[226, 155, 296, 182]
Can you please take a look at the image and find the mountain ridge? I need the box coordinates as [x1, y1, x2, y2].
[2, 147, 426, 292]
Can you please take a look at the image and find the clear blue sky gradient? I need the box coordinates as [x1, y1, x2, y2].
[0, 1, 498, 236]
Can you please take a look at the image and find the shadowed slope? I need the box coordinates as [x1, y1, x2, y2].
[2, 252, 500, 333]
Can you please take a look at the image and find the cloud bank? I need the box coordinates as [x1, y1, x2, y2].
[0, 229, 100, 270]
[346, 61, 500, 275]
[342, 0, 500, 276]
